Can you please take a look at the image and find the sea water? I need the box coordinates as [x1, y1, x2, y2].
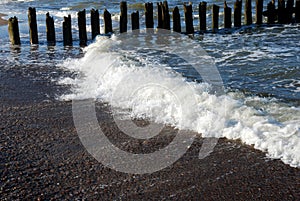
[0, 0, 299, 168]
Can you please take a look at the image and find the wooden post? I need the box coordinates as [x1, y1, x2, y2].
[46, 12, 55, 46]
[120, 1, 127, 33]
[131, 11, 139, 30]
[63, 15, 72, 46]
[296, 0, 300, 23]
[256, 0, 263, 24]
[162, 1, 170, 29]
[199, 1, 207, 31]
[173, 6, 181, 33]
[212, 4, 220, 32]
[183, 3, 194, 34]
[91, 9, 100, 39]
[145, 2, 154, 28]
[277, 0, 286, 24]
[157, 2, 163, 28]
[224, 1, 232, 28]
[28, 7, 38, 44]
[234, 0, 242, 27]
[8, 16, 21, 45]
[267, 0, 276, 24]
[286, 0, 293, 23]
[104, 9, 112, 34]
[78, 9, 87, 46]
[245, 0, 253, 25]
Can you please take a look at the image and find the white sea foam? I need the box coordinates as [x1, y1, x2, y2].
[60, 7, 72, 11]
[59, 35, 300, 168]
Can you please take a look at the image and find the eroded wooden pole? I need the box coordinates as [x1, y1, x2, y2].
[173, 6, 181, 33]
[256, 0, 263, 24]
[120, 1, 127, 33]
[28, 7, 38, 44]
[104, 9, 112, 34]
[157, 2, 163, 28]
[63, 15, 72, 46]
[245, 0, 253, 25]
[46, 12, 55, 46]
[267, 0, 276, 24]
[183, 3, 194, 34]
[224, 1, 232, 28]
[91, 9, 100, 39]
[145, 2, 154, 28]
[234, 0, 242, 27]
[286, 0, 293, 23]
[78, 9, 87, 46]
[8, 16, 20, 45]
[212, 4, 220, 32]
[296, 0, 300, 23]
[131, 11, 139, 30]
[199, 1, 207, 31]
[277, 0, 286, 24]
[162, 1, 170, 29]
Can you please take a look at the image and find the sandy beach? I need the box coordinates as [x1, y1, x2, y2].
[0, 0, 299, 198]
[0, 13, 7, 26]
[0, 59, 299, 200]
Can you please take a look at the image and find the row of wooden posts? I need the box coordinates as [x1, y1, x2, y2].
[8, 0, 300, 46]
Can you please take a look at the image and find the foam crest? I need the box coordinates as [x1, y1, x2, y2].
[59, 36, 300, 168]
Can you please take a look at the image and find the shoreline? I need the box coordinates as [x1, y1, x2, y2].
[1, 66, 299, 200]
[0, 56, 299, 200]
[0, 13, 7, 26]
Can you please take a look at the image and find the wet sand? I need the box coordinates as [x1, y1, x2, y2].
[1, 61, 299, 200]
[0, 13, 7, 26]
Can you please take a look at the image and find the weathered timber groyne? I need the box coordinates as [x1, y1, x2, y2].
[7, 0, 300, 46]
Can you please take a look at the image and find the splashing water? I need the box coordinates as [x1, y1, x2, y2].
[59, 35, 300, 168]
